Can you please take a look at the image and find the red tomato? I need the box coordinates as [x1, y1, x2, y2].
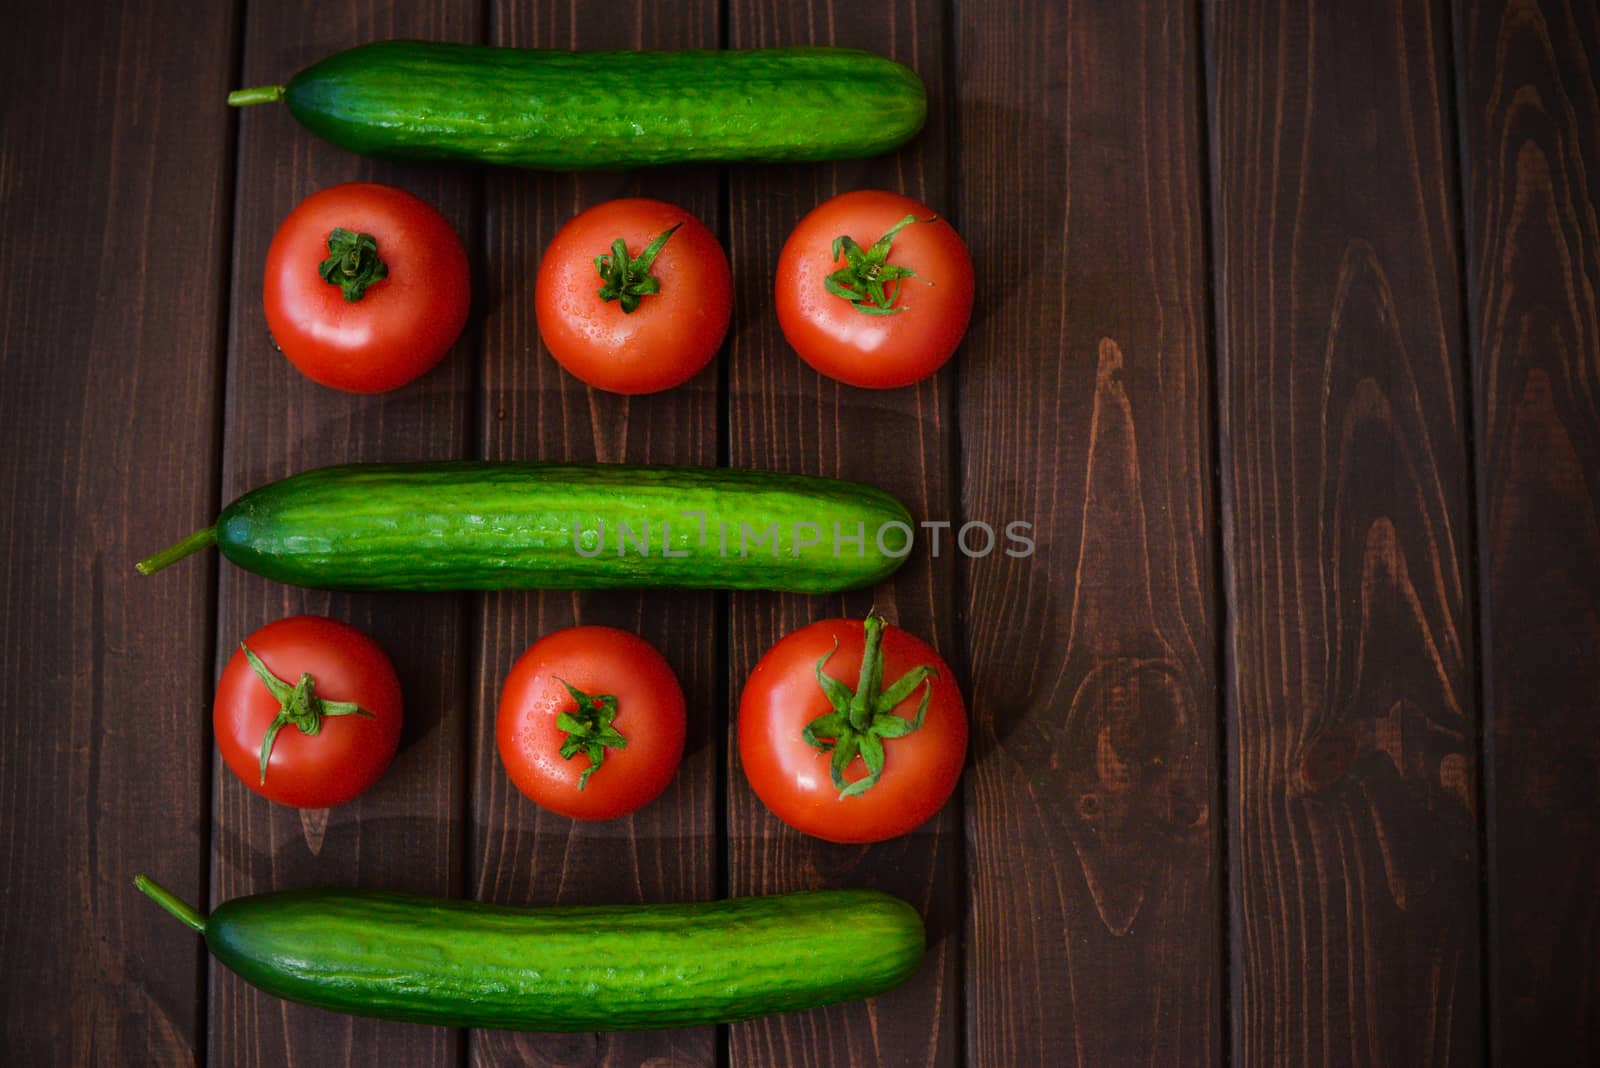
[213, 616, 403, 808]
[776, 189, 974, 389]
[738, 614, 967, 843]
[535, 198, 731, 394]
[264, 182, 470, 393]
[496, 626, 687, 820]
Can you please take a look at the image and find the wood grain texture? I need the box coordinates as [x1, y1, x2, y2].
[207, 3, 479, 1066]
[722, 4, 961, 1068]
[17, 2, 1598, 1063]
[0, 2, 239, 1063]
[1207, 0, 1482, 1063]
[956, 2, 1221, 1065]
[466, 3, 722, 1066]
[1454, 0, 1600, 1059]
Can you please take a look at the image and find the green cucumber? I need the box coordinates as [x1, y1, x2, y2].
[136, 461, 914, 593]
[228, 40, 926, 170]
[135, 878, 925, 1031]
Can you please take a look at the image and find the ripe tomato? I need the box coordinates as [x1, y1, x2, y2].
[535, 198, 731, 394]
[213, 616, 403, 808]
[738, 614, 967, 843]
[496, 626, 687, 820]
[776, 189, 974, 389]
[264, 182, 470, 393]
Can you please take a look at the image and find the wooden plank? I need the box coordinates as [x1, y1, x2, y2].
[956, 3, 1222, 1065]
[465, 4, 723, 1066]
[207, 4, 479, 1065]
[1454, 0, 1600, 1059]
[0, 2, 237, 1063]
[722, 5, 961, 1067]
[1207, 0, 1482, 1063]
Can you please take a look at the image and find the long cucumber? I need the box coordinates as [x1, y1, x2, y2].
[136, 462, 914, 593]
[228, 40, 927, 170]
[135, 878, 925, 1031]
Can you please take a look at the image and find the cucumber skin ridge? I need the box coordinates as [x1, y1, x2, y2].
[215, 462, 914, 593]
[207, 889, 926, 1031]
[283, 40, 927, 170]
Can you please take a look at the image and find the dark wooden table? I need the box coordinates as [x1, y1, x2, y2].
[3, 0, 1597, 1064]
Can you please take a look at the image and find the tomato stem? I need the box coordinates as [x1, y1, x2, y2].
[242, 642, 374, 787]
[825, 214, 934, 316]
[595, 223, 680, 313]
[227, 85, 286, 107]
[319, 228, 388, 302]
[135, 526, 217, 576]
[134, 874, 207, 934]
[802, 612, 937, 798]
[553, 679, 628, 790]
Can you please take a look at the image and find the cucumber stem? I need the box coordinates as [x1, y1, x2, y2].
[227, 85, 286, 107]
[134, 875, 207, 934]
[135, 527, 217, 576]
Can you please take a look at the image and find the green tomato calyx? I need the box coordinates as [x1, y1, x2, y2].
[802, 612, 937, 799]
[554, 679, 628, 790]
[242, 642, 374, 787]
[825, 214, 933, 316]
[596, 223, 680, 314]
[319, 227, 388, 302]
